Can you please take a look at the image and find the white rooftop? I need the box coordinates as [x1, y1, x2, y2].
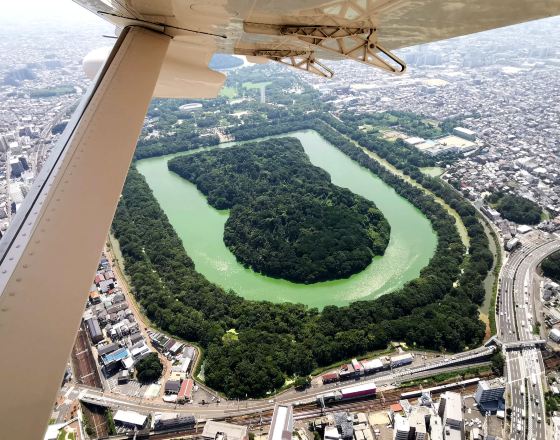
[342, 382, 376, 394]
[454, 127, 476, 135]
[394, 414, 409, 433]
[202, 421, 248, 440]
[268, 405, 293, 440]
[362, 359, 383, 369]
[442, 392, 463, 423]
[113, 410, 147, 427]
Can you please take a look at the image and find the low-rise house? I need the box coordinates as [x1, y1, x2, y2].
[85, 317, 103, 344]
[97, 342, 120, 357]
[165, 380, 181, 395]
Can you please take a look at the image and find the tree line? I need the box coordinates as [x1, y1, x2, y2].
[323, 114, 494, 306]
[113, 114, 492, 398]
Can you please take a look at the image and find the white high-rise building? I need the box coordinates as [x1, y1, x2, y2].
[393, 415, 410, 440]
[439, 392, 464, 440]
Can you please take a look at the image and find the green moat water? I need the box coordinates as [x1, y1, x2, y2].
[136, 130, 437, 308]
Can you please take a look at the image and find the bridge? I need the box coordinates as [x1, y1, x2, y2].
[502, 339, 547, 350]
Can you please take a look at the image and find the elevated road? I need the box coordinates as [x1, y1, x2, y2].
[499, 236, 560, 440]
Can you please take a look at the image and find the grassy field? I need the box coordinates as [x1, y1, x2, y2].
[29, 85, 75, 98]
[220, 86, 237, 98]
[242, 81, 272, 89]
[420, 167, 445, 177]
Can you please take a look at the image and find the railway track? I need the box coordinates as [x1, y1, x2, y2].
[225, 381, 482, 427]
[71, 322, 102, 389]
[105, 377, 487, 439]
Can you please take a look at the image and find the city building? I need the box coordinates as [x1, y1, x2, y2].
[154, 415, 196, 432]
[474, 379, 505, 409]
[393, 414, 409, 440]
[84, 317, 103, 344]
[517, 225, 533, 234]
[553, 416, 560, 440]
[268, 404, 293, 440]
[408, 408, 428, 439]
[113, 410, 147, 429]
[165, 379, 181, 395]
[324, 426, 341, 440]
[481, 206, 501, 222]
[333, 412, 354, 440]
[505, 237, 520, 251]
[179, 102, 203, 113]
[429, 413, 444, 440]
[391, 353, 414, 368]
[177, 378, 194, 403]
[543, 281, 560, 301]
[362, 358, 384, 374]
[453, 127, 476, 141]
[549, 328, 560, 342]
[202, 421, 248, 440]
[439, 392, 464, 439]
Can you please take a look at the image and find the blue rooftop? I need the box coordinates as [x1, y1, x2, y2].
[102, 347, 129, 364]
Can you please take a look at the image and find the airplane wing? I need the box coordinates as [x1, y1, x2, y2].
[74, 0, 560, 91]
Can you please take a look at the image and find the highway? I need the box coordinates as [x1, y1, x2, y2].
[498, 235, 560, 440]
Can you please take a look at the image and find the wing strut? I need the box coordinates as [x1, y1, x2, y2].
[238, 49, 334, 78]
[243, 23, 407, 76]
[0, 26, 170, 439]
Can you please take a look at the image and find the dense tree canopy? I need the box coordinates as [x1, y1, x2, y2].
[135, 353, 163, 384]
[113, 118, 490, 398]
[114, 70, 494, 398]
[486, 192, 542, 225]
[541, 250, 560, 282]
[168, 138, 390, 283]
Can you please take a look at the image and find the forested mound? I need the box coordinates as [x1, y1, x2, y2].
[486, 192, 542, 225]
[168, 137, 390, 283]
[542, 250, 560, 282]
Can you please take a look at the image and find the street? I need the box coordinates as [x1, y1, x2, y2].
[498, 234, 560, 440]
